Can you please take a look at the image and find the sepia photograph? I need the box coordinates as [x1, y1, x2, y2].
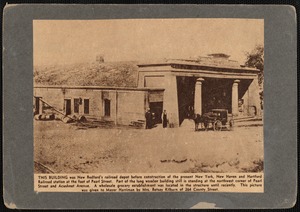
[4, 3, 297, 208]
[33, 19, 264, 177]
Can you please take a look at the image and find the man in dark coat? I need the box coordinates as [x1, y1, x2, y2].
[162, 110, 168, 128]
[145, 108, 152, 129]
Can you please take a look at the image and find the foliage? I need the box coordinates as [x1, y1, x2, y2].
[245, 45, 264, 85]
[34, 62, 139, 87]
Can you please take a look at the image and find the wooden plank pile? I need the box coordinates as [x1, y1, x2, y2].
[129, 120, 145, 128]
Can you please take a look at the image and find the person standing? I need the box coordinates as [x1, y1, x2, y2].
[145, 108, 152, 129]
[162, 110, 168, 128]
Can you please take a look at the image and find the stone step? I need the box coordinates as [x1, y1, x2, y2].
[234, 116, 261, 122]
[180, 119, 195, 129]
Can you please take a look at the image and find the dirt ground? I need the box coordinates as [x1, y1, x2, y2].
[34, 118, 263, 174]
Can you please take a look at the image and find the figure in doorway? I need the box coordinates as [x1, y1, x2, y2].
[145, 108, 152, 129]
[162, 110, 168, 128]
[152, 112, 156, 127]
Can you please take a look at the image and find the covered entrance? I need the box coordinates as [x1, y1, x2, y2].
[149, 102, 163, 124]
[202, 78, 233, 114]
[177, 77, 235, 125]
[176, 75, 260, 127]
[149, 90, 164, 125]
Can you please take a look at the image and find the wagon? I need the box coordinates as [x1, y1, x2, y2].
[203, 109, 234, 131]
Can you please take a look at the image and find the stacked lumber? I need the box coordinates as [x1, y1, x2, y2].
[129, 120, 145, 128]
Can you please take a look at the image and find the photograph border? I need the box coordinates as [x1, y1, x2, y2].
[3, 4, 297, 209]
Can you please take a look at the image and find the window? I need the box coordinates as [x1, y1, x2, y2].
[104, 99, 110, 116]
[84, 99, 89, 114]
[74, 98, 80, 113]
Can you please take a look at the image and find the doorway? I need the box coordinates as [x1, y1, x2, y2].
[202, 78, 232, 114]
[64, 99, 71, 115]
[149, 102, 163, 124]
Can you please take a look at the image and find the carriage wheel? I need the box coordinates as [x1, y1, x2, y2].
[228, 119, 234, 131]
[213, 120, 222, 131]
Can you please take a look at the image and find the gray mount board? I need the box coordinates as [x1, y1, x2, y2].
[3, 4, 297, 209]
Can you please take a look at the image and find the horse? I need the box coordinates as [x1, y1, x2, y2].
[194, 112, 221, 131]
[193, 114, 209, 131]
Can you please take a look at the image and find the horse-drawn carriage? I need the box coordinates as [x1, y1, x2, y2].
[194, 109, 234, 131]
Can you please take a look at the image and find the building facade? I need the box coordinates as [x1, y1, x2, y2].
[34, 86, 164, 126]
[34, 55, 261, 127]
[137, 56, 261, 127]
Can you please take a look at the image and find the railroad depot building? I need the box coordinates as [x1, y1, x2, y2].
[34, 54, 261, 127]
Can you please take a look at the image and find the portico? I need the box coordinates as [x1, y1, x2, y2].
[137, 55, 261, 127]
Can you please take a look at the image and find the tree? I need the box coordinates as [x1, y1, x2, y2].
[245, 45, 264, 85]
[245, 45, 264, 110]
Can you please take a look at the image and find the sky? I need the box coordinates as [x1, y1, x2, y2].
[33, 19, 264, 66]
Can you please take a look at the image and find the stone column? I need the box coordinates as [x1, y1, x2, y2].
[163, 73, 179, 127]
[194, 78, 204, 115]
[232, 79, 240, 116]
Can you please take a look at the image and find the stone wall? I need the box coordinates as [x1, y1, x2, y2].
[34, 87, 147, 125]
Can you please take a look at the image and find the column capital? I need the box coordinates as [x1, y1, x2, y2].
[196, 78, 205, 82]
[196, 78, 205, 85]
[233, 79, 240, 84]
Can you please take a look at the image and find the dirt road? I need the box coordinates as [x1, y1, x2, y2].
[34, 118, 263, 173]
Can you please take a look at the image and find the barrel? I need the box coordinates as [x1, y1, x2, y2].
[46, 114, 55, 120]
[78, 115, 87, 122]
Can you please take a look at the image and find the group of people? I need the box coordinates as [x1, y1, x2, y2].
[145, 108, 168, 129]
